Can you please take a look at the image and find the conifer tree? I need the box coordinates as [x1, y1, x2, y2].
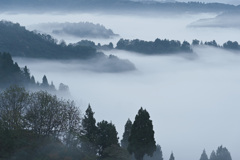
[210, 151, 217, 160]
[144, 144, 163, 160]
[200, 149, 209, 160]
[82, 104, 98, 156]
[216, 146, 232, 160]
[121, 119, 132, 149]
[169, 152, 175, 160]
[41, 75, 49, 87]
[128, 107, 156, 160]
[96, 120, 119, 157]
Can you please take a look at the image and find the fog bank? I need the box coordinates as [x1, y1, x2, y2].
[14, 46, 240, 160]
[3, 13, 240, 46]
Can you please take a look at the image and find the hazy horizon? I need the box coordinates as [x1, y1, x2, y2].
[2, 4, 240, 160]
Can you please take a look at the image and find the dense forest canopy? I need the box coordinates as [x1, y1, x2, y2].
[0, 21, 135, 72]
[0, 21, 100, 59]
[0, 86, 233, 160]
[0, 52, 69, 93]
[115, 38, 240, 55]
[116, 38, 192, 54]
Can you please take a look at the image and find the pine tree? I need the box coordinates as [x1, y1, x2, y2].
[210, 151, 217, 160]
[96, 120, 119, 157]
[41, 75, 49, 87]
[23, 66, 30, 82]
[216, 146, 232, 160]
[128, 107, 156, 160]
[30, 76, 35, 84]
[82, 104, 98, 156]
[169, 152, 175, 160]
[200, 149, 208, 160]
[121, 119, 132, 149]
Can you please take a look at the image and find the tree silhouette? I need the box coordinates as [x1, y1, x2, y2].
[210, 151, 217, 160]
[96, 120, 119, 157]
[128, 107, 156, 160]
[41, 75, 49, 87]
[169, 152, 175, 160]
[216, 146, 232, 160]
[82, 104, 98, 157]
[144, 144, 163, 160]
[200, 149, 209, 160]
[121, 119, 132, 149]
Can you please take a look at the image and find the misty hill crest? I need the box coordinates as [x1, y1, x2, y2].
[31, 22, 119, 39]
[0, 21, 135, 72]
[0, 20, 99, 59]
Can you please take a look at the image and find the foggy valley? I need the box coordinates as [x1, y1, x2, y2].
[0, 1, 240, 160]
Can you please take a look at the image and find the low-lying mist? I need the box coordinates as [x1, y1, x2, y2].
[14, 46, 240, 160]
[29, 22, 118, 39]
[3, 12, 240, 46]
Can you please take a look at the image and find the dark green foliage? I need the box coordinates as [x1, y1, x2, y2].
[191, 39, 240, 51]
[0, 52, 69, 93]
[204, 40, 218, 47]
[144, 144, 163, 160]
[215, 146, 232, 160]
[223, 41, 240, 50]
[102, 144, 132, 160]
[0, 86, 29, 130]
[96, 120, 119, 157]
[128, 107, 156, 160]
[0, 86, 82, 159]
[81, 105, 98, 156]
[200, 149, 209, 160]
[0, 21, 101, 59]
[181, 41, 191, 52]
[116, 38, 192, 55]
[74, 40, 114, 51]
[0, 131, 85, 160]
[121, 119, 132, 149]
[192, 39, 200, 45]
[0, 52, 25, 88]
[208, 146, 232, 160]
[169, 152, 175, 160]
[210, 151, 217, 160]
[41, 75, 49, 87]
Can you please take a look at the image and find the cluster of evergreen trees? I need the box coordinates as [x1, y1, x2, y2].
[0, 86, 233, 160]
[0, 86, 156, 160]
[192, 39, 240, 50]
[81, 106, 157, 160]
[115, 38, 240, 55]
[200, 146, 232, 160]
[0, 21, 101, 59]
[0, 52, 69, 93]
[116, 39, 192, 55]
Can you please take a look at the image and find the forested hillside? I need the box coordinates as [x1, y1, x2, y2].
[0, 21, 100, 59]
[0, 52, 69, 92]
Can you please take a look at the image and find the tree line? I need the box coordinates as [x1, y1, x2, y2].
[116, 38, 192, 54]
[192, 39, 240, 50]
[115, 38, 240, 55]
[0, 86, 233, 160]
[0, 21, 101, 59]
[0, 52, 69, 93]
